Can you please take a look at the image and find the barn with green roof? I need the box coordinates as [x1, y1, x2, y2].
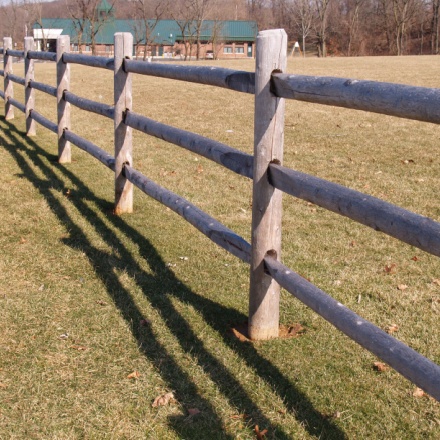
[32, 1, 257, 60]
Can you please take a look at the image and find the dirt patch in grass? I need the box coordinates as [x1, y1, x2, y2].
[230, 323, 306, 342]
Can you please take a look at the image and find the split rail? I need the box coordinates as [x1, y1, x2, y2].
[1, 30, 440, 401]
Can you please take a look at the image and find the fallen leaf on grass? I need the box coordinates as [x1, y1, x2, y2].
[230, 414, 248, 420]
[384, 263, 397, 274]
[20, 237, 27, 244]
[70, 345, 87, 351]
[432, 279, 440, 286]
[0, 383, 7, 389]
[411, 256, 419, 261]
[386, 324, 399, 334]
[95, 300, 107, 306]
[152, 391, 175, 407]
[254, 425, 268, 439]
[127, 371, 141, 379]
[373, 362, 388, 372]
[413, 387, 425, 398]
[397, 284, 408, 291]
[187, 408, 201, 416]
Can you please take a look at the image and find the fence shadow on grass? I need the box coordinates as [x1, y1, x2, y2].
[1, 118, 347, 439]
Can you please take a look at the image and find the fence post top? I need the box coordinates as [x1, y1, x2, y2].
[114, 32, 133, 43]
[257, 29, 287, 39]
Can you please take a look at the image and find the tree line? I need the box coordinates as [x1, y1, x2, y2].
[1, 0, 439, 56]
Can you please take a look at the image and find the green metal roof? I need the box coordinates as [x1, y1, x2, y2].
[34, 19, 257, 45]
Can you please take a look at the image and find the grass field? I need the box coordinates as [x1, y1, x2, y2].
[0, 55, 439, 439]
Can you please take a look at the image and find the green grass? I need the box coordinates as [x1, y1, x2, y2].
[0, 55, 439, 439]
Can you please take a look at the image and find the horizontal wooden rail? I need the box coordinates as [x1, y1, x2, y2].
[8, 73, 25, 86]
[272, 74, 440, 124]
[268, 163, 440, 257]
[30, 80, 57, 97]
[8, 97, 25, 113]
[63, 129, 115, 170]
[124, 164, 251, 262]
[30, 109, 57, 133]
[0, 90, 4, 100]
[63, 91, 114, 119]
[263, 254, 440, 401]
[125, 111, 253, 178]
[7, 49, 24, 58]
[124, 60, 255, 94]
[0, 69, 4, 77]
[27, 50, 57, 62]
[62, 53, 114, 70]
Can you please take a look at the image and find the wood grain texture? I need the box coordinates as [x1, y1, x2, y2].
[27, 50, 56, 62]
[63, 53, 114, 71]
[272, 73, 440, 124]
[7, 97, 25, 113]
[7, 50, 24, 58]
[30, 80, 57, 97]
[57, 36, 71, 163]
[114, 33, 133, 214]
[124, 60, 255, 94]
[30, 110, 57, 133]
[248, 29, 287, 340]
[64, 91, 114, 119]
[8, 73, 25, 86]
[25, 37, 36, 136]
[3, 38, 14, 120]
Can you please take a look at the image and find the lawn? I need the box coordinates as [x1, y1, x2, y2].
[0, 54, 439, 439]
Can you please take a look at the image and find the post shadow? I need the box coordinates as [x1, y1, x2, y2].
[0, 118, 347, 439]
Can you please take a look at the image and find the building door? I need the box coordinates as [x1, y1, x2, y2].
[247, 44, 253, 57]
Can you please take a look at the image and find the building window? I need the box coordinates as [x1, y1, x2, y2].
[235, 46, 244, 54]
[105, 45, 111, 53]
[223, 46, 233, 54]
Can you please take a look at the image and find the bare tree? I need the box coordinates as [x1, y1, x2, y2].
[314, 0, 332, 57]
[188, 0, 211, 60]
[1, 0, 23, 42]
[66, 0, 116, 55]
[133, 0, 169, 61]
[431, 0, 440, 52]
[172, 0, 196, 60]
[292, 0, 314, 57]
[346, 0, 366, 55]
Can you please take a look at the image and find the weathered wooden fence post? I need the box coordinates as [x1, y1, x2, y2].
[3, 37, 14, 120]
[114, 32, 133, 214]
[248, 29, 287, 340]
[57, 35, 71, 163]
[24, 36, 36, 136]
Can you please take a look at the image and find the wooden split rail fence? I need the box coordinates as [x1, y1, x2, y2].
[1, 30, 440, 401]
